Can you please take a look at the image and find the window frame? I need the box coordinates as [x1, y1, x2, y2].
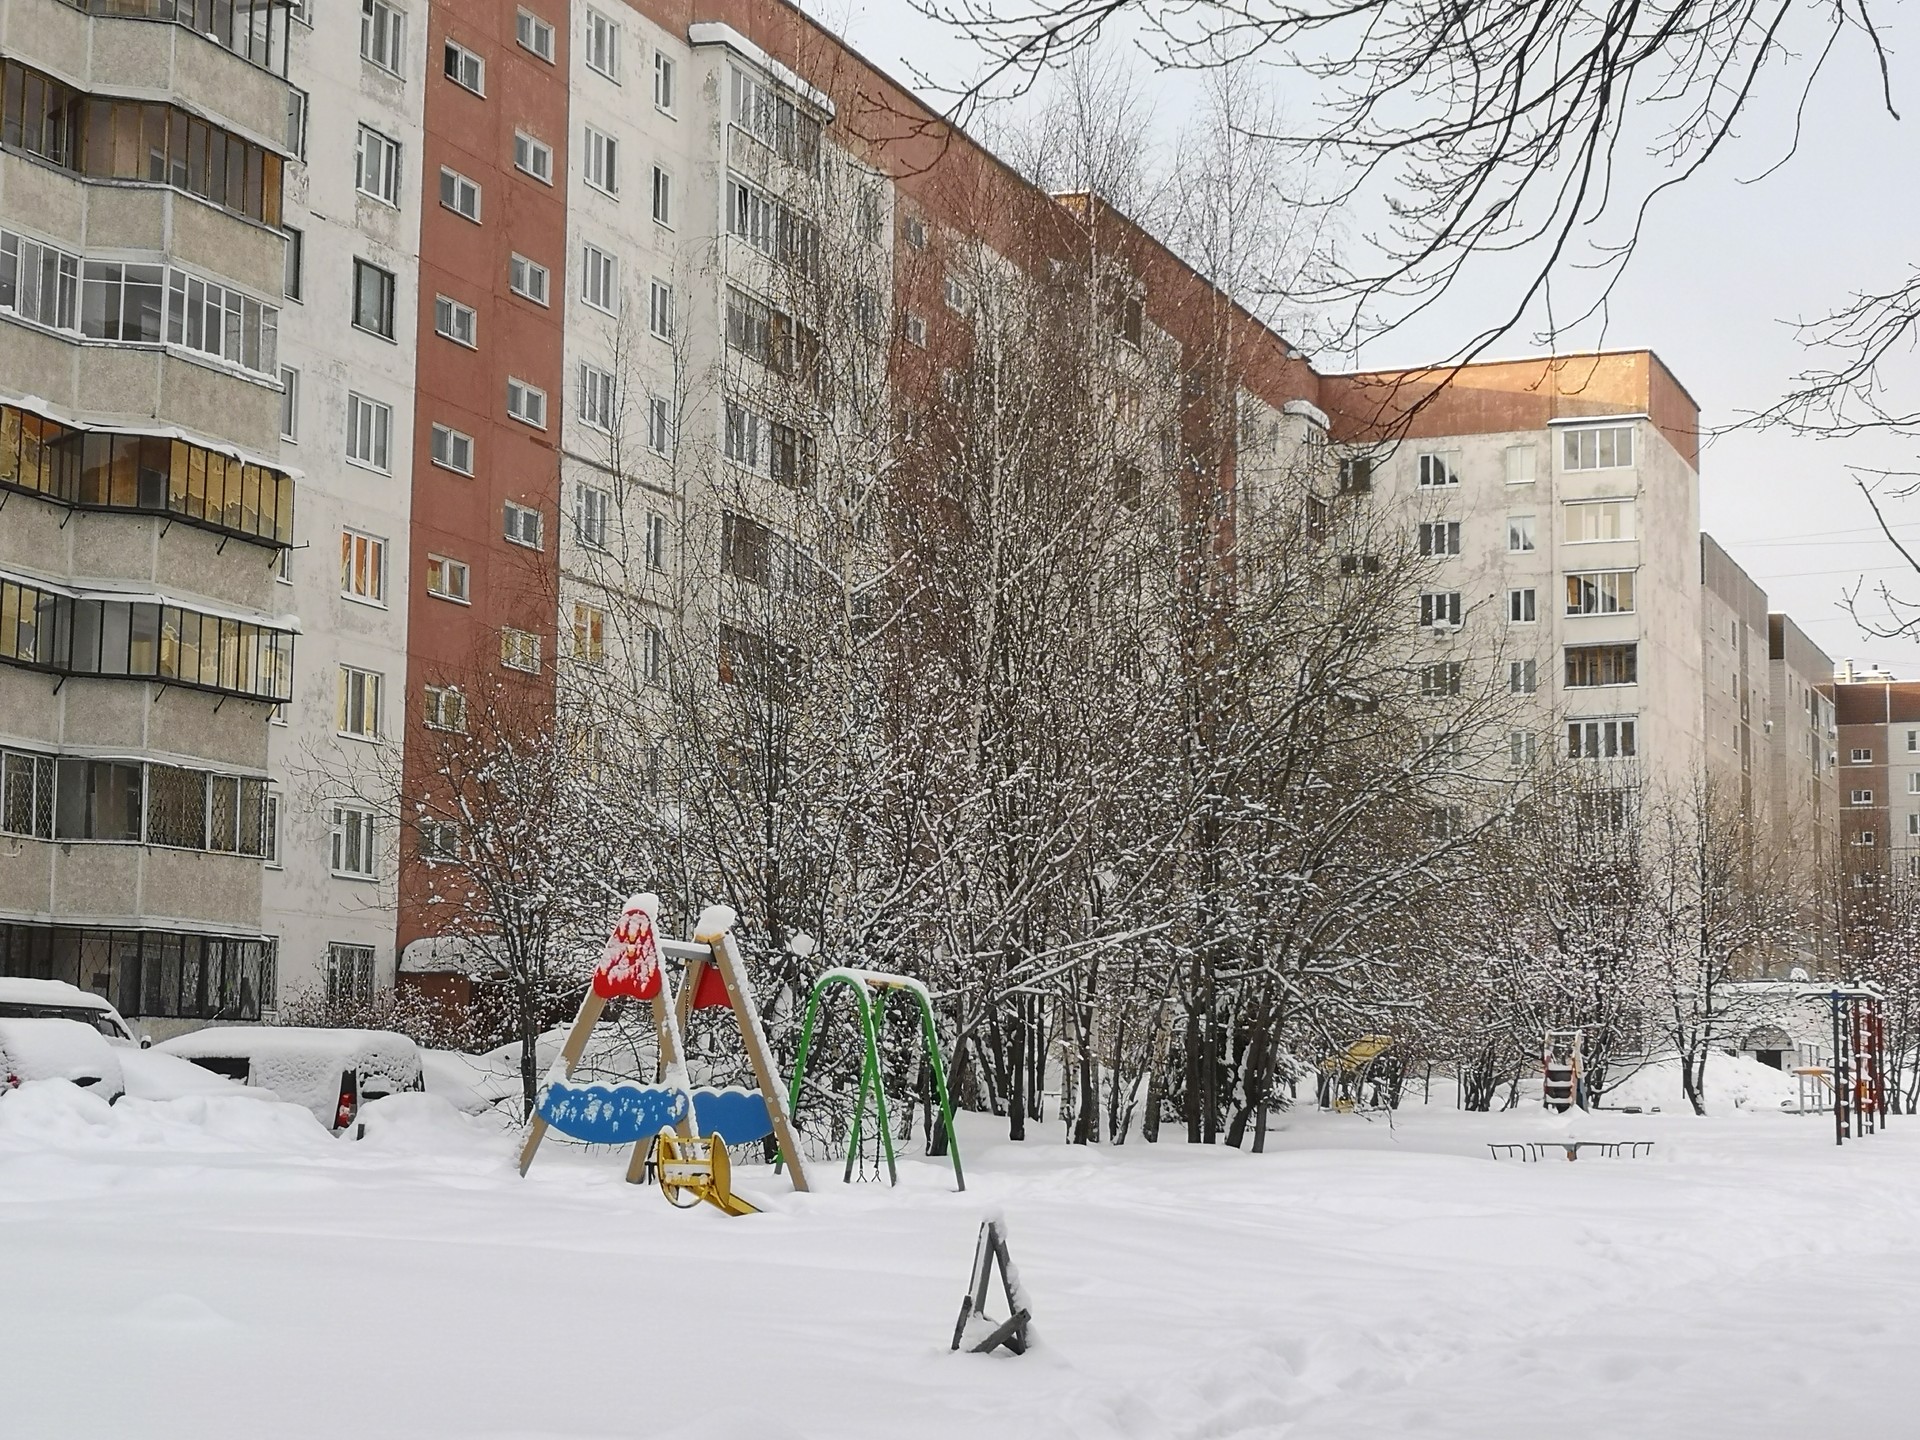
[509, 253, 551, 306]
[350, 258, 396, 340]
[506, 377, 548, 429]
[503, 500, 544, 550]
[439, 167, 483, 223]
[335, 663, 384, 739]
[354, 125, 402, 207]
[344, 391, 393, 473]
[443, 38, 485, 95]
[329, 806, 377, 879]
[581, 244, 619, 314]
[424, 554, 471, 604]
[430, 422, 474, 475]
[433, 293, 478, 348]
[513, 130, 554, 185]
[360, 0, 406, 76]
[584, 8, 621, 80]
[339, 529, 387, 607]
[516, 8, 555, 62]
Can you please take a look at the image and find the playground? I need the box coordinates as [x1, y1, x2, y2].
[4, 1065, 1919, 1439]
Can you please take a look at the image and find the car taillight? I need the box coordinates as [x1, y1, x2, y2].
[333, 1069, 358, 1131]
[4, 1073, 17, 1088]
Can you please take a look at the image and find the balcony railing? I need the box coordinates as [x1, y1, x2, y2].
[59, 0, 293, 78]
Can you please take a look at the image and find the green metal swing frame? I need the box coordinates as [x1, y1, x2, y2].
[779, 967, 965, 1191]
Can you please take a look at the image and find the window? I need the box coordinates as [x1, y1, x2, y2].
[575, 483, 610, 547]
[1565, 644, 1638, 688]
[582, 244, 618, 313]
[1337, 457, 1373, 494]
[644, 624, 667, 687]
[336, 665, 383, 738]
[278, 366, 299, 441]
[509, 253, 550, 305]
[583, 127, 619, 196]
[1418, 452, 1460, 487]
[516, 8, 555, 61]
[903, 215, 927, 250]
[729, 65, 823, 168]
[444, 39, 484, 93]
[647, 397, 672, 456]
[355, 126, 402, 204]
[904, 312, 927, 348]
[1565, 571, 1636, 616]
[654, 50, 675, 110]
[351, 260, 395, 339]
[1910, 774, 1920, 794]
[345, 393, 392, 472]
[1420, 591, 1462, 628]
[1, 749, 56, 840]
[649, 278, 672, 339]
[1509, 659, 1537, 695]
[1564, 500, 1635, 543]
[286, 87, 308, 160]
[360, 0, 405, 74]
[572, 603, 606, 665]
[503, 500, 543, 549]
[324, 943, 376, 1005]
[651, 165, 672, 225]
[1505, 445, 1537, 485]
[585, 9, 620, 79]
[1851, 747, 1874, 763]
[1851, 788, 1874, 806]
[440, 167, 482, 221]
[425, 555, 469, 603]
[724, 400, 763, 470]
[944, 273, 967, 312]
[726, 176, 819, 274]
[514, 131, 553, 184]
[50, 758, 142, 841]
[1562, 424, 1635, 471]
[1568, 718, 1637, 760]
[416, 819, 460, 864]
[424, 684, 466, 732]
[1508, 588, 1536, 623]
[283, 227, 304, 301]
[1421, 805, 1464, 842]
[721, 512, 774, 586]
[1419, 662, 1463, 698]
[340, 531, 386, 604]
[329, 809, 376, 878]
[1856, 830, 1877, 847]
[1509, 730, 1538, 768]
[506, 378, 547, 428]
[434, 295, 477, 347]
[1418, 521, 1460, 557]
[430, 423, 473, 475]
[645, 512, 667, 570]
[1338, 554, 1381, 576]
[263, 790, 280, 867]
[578, 365, 617, 431]
[1508, 515, 1536, 552]
[501, 627, 541, 674]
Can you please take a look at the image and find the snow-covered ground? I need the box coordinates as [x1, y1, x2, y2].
[3, 1064, 1915, 1439]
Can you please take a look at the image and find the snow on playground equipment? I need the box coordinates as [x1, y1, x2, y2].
[780, 967, 965, 1191]
[1488, 1140, 1655, 1163]
[951, 1217, 1033, 1356]
[517, 895, 810, 1197]
[1542, 1029, 1586, 1112]
[1829, 985, 1889, 1147]
[1316, 1034, 1394, 1112]
[655, 1131, 759, 1216]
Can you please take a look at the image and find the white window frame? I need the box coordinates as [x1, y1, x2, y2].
[651, 165, 673, 226]
[430, 422, 474, 475]
[1564, 499, 1636, 543]
[513, 131, 553, 185]
[503, 500, 543, 550]
[516, 8, 555, 62]
[582, 244, 619, 314]
[654, 50, 676, 112]
[1508, 730, 1538, 768]
[1507, 515, 1536, 553]
[329, 807, 377, 879]
[645, 511, 667, 571]
[579, 364, 617, 432]
[1507, 587, 1537, 624]
[501, 627, 542, 674]
[646, 396, 672, 456]
[434, 294, 478, 348]
[1420, 591, 1462, 629]
[354, 125, 402, 206]
[340, 530, 386, 606]
[585, 8, 620, 80]
[425, 554, 471, 604]
[1568, 716, 1638, 761]
[441, 167, 482, 222]
[424, 684, 467, 732]
[443, 38, 485, 93]
[506, 377, 547, 429]
[649, 278, 672, 339]
[1505, 445, 1537, 485]
[572, 602, 607, 666]
[360, 0, 405, 75]
[575, 483, 611, 548]
[1509, 659, 1537, 695]
[1851, 788, 1875, 806]
[904, 312, 927, 348]
[583, 127, 619, 197]
[345, 392, 392, 473]
[1565, 570, 1637, 617]
[1852, 747, 1875, 764]
[1417, 452, 1461, 488]
[1562, 424, 1636, 472]
[509, 253, 550, 306]
[336, 665, 384, 739]
[278, 366, 299, 441]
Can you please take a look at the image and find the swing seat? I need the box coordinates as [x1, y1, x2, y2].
[538, 1079, 689, 1144]
[690, 1086, 774, 1144]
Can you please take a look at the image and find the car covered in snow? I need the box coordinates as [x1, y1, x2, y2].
[155, 1027, 424, 1131]
[0, 1017, 127, 1101]
[0, 978, 142, 1045]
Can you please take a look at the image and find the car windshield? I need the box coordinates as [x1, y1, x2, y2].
[0, 1002, 128, 1040]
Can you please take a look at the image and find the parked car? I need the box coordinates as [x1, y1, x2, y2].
[0, 978, 142, 1046]
[155, 1027, 424, 1131]
[0, 1018, 128, 1102]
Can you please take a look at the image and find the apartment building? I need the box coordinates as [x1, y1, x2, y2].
[0, 0, 1858, 1022]
[0, 0, 296, 1032]
[1832, 668, 1920, 878]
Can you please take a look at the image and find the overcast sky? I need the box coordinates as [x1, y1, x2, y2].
[815, 0, 1920, 679]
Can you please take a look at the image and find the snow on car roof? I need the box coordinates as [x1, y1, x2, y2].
[0, 1017, 124, 1088]
[157, 1026, 419, 1064]
[0, 979, 114, 1011]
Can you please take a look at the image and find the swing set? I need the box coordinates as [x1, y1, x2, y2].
[780, 967, 966, 1191]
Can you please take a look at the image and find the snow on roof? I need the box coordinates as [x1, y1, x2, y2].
[0, 979, 113, 1011]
